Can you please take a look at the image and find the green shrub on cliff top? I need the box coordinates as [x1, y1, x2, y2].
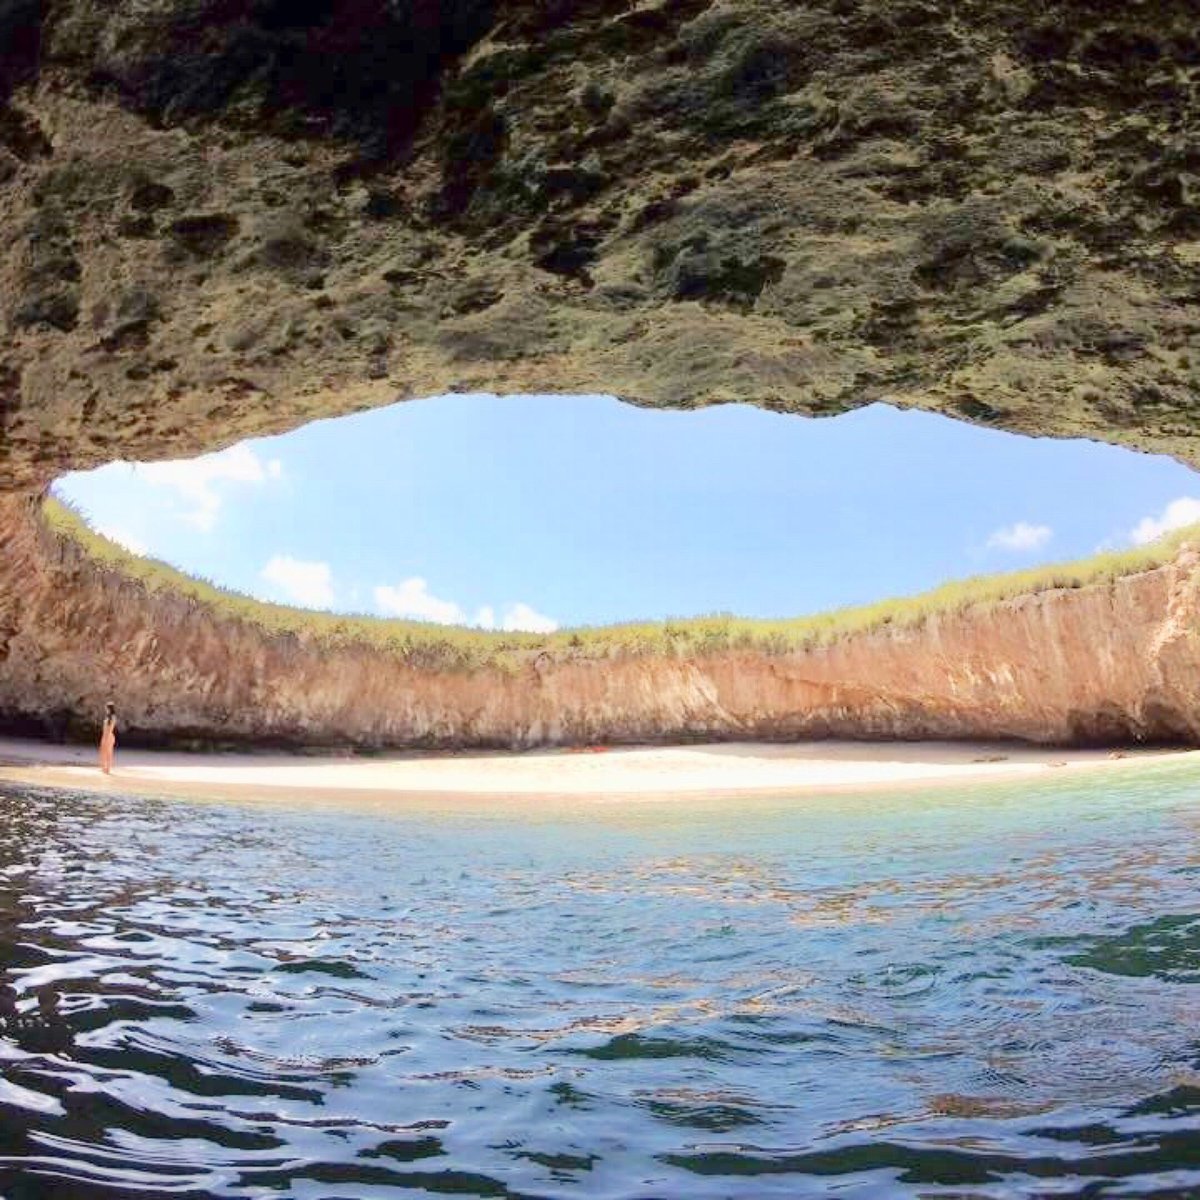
[41, 497, 1199, 672]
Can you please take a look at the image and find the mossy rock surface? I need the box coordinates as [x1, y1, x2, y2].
[0, 0, 1198, 490]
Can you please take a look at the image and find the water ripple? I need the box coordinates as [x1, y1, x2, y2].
[1, 767, 1200, 1197]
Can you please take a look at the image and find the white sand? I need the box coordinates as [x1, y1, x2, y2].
[0, 736, 1193, 807]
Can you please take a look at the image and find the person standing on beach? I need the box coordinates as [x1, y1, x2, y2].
[99, 701, 117, 775]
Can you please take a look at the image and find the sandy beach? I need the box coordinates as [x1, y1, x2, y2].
[0, 736, 1194, 807]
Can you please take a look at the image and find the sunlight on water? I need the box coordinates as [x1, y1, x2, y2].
[2, 764, 1200, 1197]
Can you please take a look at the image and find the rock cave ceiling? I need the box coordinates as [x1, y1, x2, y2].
[0, 0, 1197, 494]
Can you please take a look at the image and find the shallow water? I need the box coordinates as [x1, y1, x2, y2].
[1, 767, 1200, 1199]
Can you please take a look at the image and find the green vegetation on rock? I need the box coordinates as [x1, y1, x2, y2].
[42, 497, 1199, 674]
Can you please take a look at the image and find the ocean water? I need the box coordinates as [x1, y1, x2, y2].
[1, 766, 1199, 1199]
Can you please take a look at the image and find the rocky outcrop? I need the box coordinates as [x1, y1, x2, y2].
[1, 1, 1198, 492]
[2, 4, 1198, 746]
[3, 497, 1198, 748]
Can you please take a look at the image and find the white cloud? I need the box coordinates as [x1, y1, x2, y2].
[96, 525, 147, 556]
[261, 556, 334, 609]
[501, 602, 559, 633]
[374, 580, 558, 632]
[374, 578, 467, 625]
[986, 521, 1053, 553]
[133, 443, 283, 532]
[1129, 497, 1200, 546]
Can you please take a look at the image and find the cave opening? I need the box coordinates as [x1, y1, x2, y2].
[51, 392, 1200, 635]
[7, 395, 1200, 752]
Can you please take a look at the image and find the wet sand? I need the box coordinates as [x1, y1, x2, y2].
[0, 736, 1194, 807]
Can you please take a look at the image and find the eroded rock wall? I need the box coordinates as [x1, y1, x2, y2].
[3, 3, 1198, 742]
[1, 0, 1198, 491]
[3, 497, 1198, 748]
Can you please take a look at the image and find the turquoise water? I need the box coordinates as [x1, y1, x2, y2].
[1, 765, 1199, 1198]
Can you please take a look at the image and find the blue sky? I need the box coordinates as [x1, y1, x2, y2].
[54, 395, 1200, 631]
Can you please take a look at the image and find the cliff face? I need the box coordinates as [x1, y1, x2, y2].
[1, 0, 1198, 493]
[3, 2, 1198, 744]
[4, 498, 1199, 748]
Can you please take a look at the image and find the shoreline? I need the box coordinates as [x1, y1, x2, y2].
[0, 736, 1195, 808]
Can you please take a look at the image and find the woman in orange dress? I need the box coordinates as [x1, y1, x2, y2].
[99, 702, 117, 774]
